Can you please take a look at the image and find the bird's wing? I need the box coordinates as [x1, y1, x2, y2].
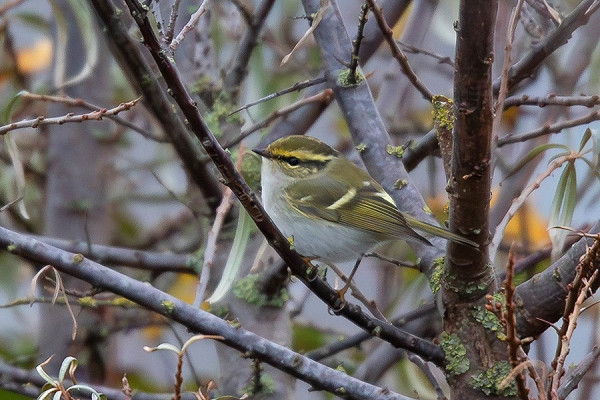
[285, 171, 427, 243]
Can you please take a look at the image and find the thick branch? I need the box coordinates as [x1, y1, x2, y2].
[514, 224, 600, 339]
[29, 235, 193, 274]
[0, 227, 414, 400]
[446, 0, 496, 294]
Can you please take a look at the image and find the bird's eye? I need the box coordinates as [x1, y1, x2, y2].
[287, 157, 299, 166]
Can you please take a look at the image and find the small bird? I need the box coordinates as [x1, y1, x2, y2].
[253, 135, 477, 264]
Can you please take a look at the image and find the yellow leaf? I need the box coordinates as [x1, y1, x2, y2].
[16, 38, 53, 73]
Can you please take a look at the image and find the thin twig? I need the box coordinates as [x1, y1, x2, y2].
[305, 302, 437, 361]
[493, 0, 600, 93]
[363, 252, 417, 268]
[551, 269, 599, 398]
[169, 0, 210, 52]
[228, 76, 327, 116]
[193, 187, 234, 306]
[489, 154, 576, 260]
[557, 345, 600, 399]
[225, 0, 276, 91]
[223, 89, 334, 148]
[493, 0, 525, 142]
[503, 246, 529, 399]
[228, 0, 253, 25]
[164, 0, 182, 44]
[347, 3, 369, 85]
[0, 97, 141, 135]
[326, 262, 388, 322]
[503, 94, 600, 109]
[365, 0, 433, 101]
[396, 40, 454, 67]
[0, 0, 26, 17]
[408, 354, 448, 400]
[497, 110, 600, 147]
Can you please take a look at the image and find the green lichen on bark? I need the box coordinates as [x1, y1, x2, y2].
[430, 257, 445, 294]
[470, 361, 517, 396]
[233, 274, 289, 308]
[440, 331, 469, 376]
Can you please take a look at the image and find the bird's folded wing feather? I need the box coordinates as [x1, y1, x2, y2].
[285, 173, 419, 239]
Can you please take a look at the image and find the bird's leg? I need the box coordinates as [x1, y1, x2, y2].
[335, 254, 364, 306]
[302, 256, 320, 282]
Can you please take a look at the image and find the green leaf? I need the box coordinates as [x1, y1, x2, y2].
[548, 164, 570, 228]
[58, 356, 77, 383]
[549, 163, 577, 255]
[67, 384, 106, 398]
[581, 158, 600, 181]
[35, 360, 56, 386]
[50, 0, 98, 88]
[36, 388, 57, 400]
[590, 128, 600, 168]
[207, 210, 253, 304]
[1, 91, 26, 125]
[181, 334, 223, 353]
[504, 143, 568, 180]
[579, 127, 592, 152]
[14, 12, 52, 32]
[562, 164, 577, 227]
[143, 343, 181, 354]
[4, 134, 30, 220]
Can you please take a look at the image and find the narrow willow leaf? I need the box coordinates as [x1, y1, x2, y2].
[504, 143, 568, 180]
[68, 384, 106, 397]
[579, 127, 592, 152]
[561, 164, 577, 228]
[143, 343, 181, 354]
[181, 334, 224, 354]
[35, 357, 57, 385]
[14, 12, 52, 32]
[581, 158, 600, 181]
[548, 164, 571, 229]
[591, 128, 600, 168]
[62, 0, 98, 87]
[548, 149, 572, 164]
[207, 210, 253, 304]
[49, 0, 98, 88]
[36, 388, 57, 400]
[549, 163, 577, 259]
[1, 91, 26, 125]
[58, 356, 77, 383]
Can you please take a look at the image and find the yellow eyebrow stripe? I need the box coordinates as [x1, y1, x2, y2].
[326, 187, 357, 210]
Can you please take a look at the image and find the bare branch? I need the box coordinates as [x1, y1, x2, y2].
[493, 0, 600, 93]
[503, 94, 600, 109]
[169, 0, 209, 51]
[0, 226, 415, 400]
[497, 110, 600, 147]
[366, 0, 433, 101]
[0, 98, 140, 135]
[558, 345, 600, 399]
